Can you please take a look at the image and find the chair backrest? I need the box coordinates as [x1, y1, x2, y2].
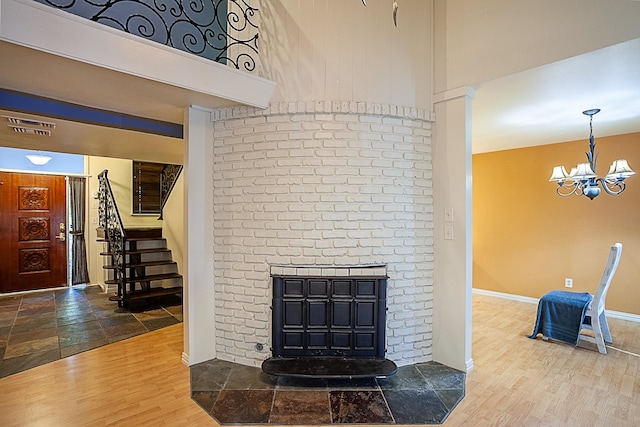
[593, 243, 622, 315]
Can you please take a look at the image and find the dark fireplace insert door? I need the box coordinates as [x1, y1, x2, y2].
[262, 276, 397, 379]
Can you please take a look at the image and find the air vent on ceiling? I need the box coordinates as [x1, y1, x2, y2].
[2, 115, 57, 129]
[8, 125, 52, 136]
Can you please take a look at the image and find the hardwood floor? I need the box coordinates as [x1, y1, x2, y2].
[446, 295, 640, 426]
[0, 294, 638, 426]
[0, 323, 214, 427]
[0, 286, 182, 378]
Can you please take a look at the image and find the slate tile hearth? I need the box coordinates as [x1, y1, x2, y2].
[0, 285, 182, 378]
[190, 359, 465, 425]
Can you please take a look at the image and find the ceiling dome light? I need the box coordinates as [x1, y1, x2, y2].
[26, 153, 52, 165]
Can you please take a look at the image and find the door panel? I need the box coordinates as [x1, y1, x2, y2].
[0, 172, 67, 292]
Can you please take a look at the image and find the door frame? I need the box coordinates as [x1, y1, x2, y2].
[0, 169, 91, 294]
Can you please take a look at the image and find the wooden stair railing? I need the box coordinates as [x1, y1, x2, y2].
[97, 170, 182, 308]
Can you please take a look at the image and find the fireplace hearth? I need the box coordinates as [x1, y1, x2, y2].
[263, 270, 397, 378]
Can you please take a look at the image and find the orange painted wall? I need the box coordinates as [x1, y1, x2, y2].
[473, 132, 640, 315]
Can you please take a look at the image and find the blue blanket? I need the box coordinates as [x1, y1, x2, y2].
[528, 290, 593, 346]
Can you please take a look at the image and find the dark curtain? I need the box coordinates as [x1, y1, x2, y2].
[69, 177, 90, 285]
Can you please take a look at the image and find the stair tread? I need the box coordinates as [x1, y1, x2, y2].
[108, 286, 183, 301]
[127, 247, 171, 254]
[126, 237, 166, 242]
[126, 272, 182, 283]
[123, 227, 163, 232]
[123, 228, 163, 240]
[102, 260, 177, 269]
[100, 248, 171, 256]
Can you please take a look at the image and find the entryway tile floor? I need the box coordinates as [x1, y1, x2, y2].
[0, 285, 182, 378]
[191, 359, 465, 425]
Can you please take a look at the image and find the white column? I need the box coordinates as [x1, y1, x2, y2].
[182, 106, 216, 365]
[432, 86, 474, 372]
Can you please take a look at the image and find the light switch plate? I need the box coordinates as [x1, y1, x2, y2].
[445, 225, 454, 240]
[445, 208, 453, 222]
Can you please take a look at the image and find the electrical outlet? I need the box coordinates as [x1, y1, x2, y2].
[565, 278, 573, 288]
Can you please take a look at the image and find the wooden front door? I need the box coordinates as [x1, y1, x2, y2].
[0, 172, 67, 293]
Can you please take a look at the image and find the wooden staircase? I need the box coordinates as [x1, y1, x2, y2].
[97, 227, 183, 307]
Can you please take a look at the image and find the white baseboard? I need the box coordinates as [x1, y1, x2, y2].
[473, 288, 640, 323]
[472, 288, 538, 304]
[181, 352, 190, 366]
[465, 358, 475, 373]
[97, 281, 117, 294]
[605, 309, 640, 323]
[0, 282, 101, 297]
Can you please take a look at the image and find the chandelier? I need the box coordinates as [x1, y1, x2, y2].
[361, 1, 399, 27]
[549, 109, 635, 200]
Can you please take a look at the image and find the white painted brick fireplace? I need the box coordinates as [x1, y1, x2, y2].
[211, 101, 434, 367]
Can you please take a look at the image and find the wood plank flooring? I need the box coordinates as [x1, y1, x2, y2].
[0, 293, 638, 426]
[446, 295, 640, 426]
[0, 286, 182, 378]
[0, 324, 213, 427]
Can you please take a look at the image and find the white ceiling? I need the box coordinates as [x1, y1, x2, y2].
[473, 38, 640, 154]
[0, 41, 237, 164]
[1, 37, 639, 161]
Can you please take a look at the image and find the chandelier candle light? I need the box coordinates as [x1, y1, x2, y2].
[549, 109, 635, 200]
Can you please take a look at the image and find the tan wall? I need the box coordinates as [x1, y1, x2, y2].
[258, 0, 432, 109]
[86, 156, 179, 287]
[473, 132, 640, 314]
[434, 0, 640, 91]
[162, 172, 184, 275]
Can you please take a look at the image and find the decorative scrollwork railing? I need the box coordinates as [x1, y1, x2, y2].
[97, 169, 126, 298]
[159, 164, 183, 219]
[37, 0, 259, 72]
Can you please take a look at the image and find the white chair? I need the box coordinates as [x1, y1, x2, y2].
[529, 243, 622, 354]
[579, 242, 622, 354]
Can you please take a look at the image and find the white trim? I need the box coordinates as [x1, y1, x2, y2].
[433, 86, 476, 104]
[181, 352, 190, 366]
[465, 358, 474, 373]
[472, 288, 640, 323]
[183, 106, 216, 366]
[0, 0, 276, 108]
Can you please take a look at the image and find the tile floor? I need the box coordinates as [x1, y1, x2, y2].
[0, 285, 182, 378]
[191, 359, 466, 425]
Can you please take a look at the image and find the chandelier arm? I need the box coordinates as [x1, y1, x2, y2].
[555, 182, 580, 197]
[600, 179, 626, 196]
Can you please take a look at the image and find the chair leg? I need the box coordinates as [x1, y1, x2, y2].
[591, 312, 607, 354]
[600, 312, 612, 344]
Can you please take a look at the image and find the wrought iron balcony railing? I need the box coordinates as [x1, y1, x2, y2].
[36, 0, 259, 72]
